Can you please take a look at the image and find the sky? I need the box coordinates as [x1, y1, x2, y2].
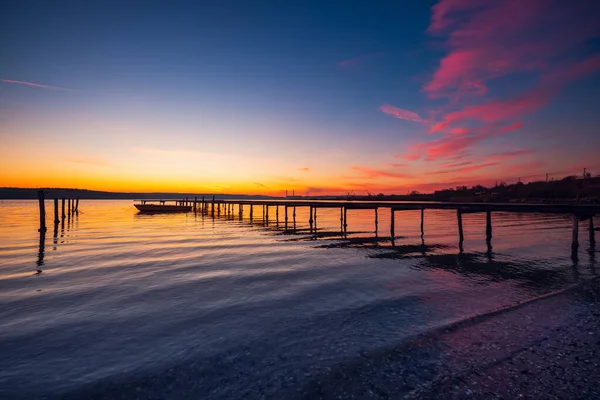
[1, 0, 600, 195]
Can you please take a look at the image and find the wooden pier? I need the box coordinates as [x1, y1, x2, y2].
[135, 198, 599, 254]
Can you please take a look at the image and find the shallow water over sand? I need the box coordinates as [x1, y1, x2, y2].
[0, 200, 597, 398]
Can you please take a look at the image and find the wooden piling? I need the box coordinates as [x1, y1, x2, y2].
[194, 197, 197, 212]
[250, 204, 253, 220]
[486, 211, 492, 240]
[590, 217, 595, 247]
[313, 207, 317, 229]
[54, 198, 59, 224]
[284, 206, 288, 229]
[343, 206, 347, 231]
[67, 199, 71, 215]
[37, 190, 47, 232]
[457, 210, 464, 244]
[61, 198, 66, 220]
[420, 208, 424, 237]
[309, 206, 314, 230]
[75, 197, 79, 212]
[265, 205, 269, 222]
[374, 208, 378, 233]
[276, 206, 279, 223]
[572, 215, 579, 252]
[390, 209, 395, 238]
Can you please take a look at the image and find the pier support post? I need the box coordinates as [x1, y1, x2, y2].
[314, 208, 317, 230]
[285, 206, 288, 230]
[457, 210, 464, 251]
[61, 198, 66, 220]
[572, 215, 579, 252]
[250, 205, 253, 220]
[265, 205, 269, 223]
[293, 207, 297, 227]
[309, 206, 314, 231]
[53, 198, 59, 224]
[75, 197, 79, 213]
[390, 209, 395, 239]
[202, 196, 205, 213]
[68, 199, 72, 215]
[590, 217, 595, 248]
[211, 196, 215, 216]
[276, 206, 279, 224]
[194, 197, 197, 212]
[420, 208, 425, 238]
[343, 206, 347, 233]
[374, 208, 378, 234]
[486, 211, 492, 241]
[37, 190, 46, 232]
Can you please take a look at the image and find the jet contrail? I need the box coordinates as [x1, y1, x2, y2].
[1, 79, 82, 92]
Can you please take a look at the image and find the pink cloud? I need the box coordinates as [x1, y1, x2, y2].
[1, 79, 82, 92]
[380, 104, 425, 123]
[350, 166, 412, 179]
[424, 0, 600, 99]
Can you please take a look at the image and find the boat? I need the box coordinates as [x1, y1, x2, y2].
[134, 201, 192, 213]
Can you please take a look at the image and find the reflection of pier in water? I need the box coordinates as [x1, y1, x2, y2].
[140, 197, 599, 255]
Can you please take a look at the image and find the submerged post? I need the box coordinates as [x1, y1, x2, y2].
[374, 208, 378, 233]
[486, 211, 492, 240]
[37, 190, 46, 232]
[390, 208, 395, 239]
[457, 210, 464, 250]
[250, 204, 253, 220]
[420, 208, 424, 238]
[309, 206, 314, 231]
[590, 217, 595, 248]
[75, 197, 80, 213]
[276, 205, 279, 223]
[53, 198, 59, 224]
[202, 196, 205, 212]
[572, 215, 579, 252]
[67, 199, 71, 215]
[61, 198, 66, 220]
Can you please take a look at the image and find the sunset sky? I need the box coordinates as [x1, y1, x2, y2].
[1, 0, 600, 195]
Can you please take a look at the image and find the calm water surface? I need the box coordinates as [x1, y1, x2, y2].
[0, 200, 597, 397]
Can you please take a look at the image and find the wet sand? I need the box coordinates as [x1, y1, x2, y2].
[299, 277, 600, 400]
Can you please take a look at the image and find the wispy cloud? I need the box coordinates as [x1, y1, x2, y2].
[380, 104, 426, 123]
[68, 157, 111, 167]
[1, 79, 83, 92]
[299, 167, 310, 172]
[338, 52, 384, 67]
[350, 166, 413, 179]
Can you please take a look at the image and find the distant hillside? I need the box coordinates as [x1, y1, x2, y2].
[0, 188, 273, 200]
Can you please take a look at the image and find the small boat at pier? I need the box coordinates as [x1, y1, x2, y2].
[134, 200, 192, 213]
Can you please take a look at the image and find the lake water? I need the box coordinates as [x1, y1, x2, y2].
[0, 200, 597, 398]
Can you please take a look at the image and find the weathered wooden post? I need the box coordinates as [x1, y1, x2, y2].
[250, 204, 254, 220]
[590, 217, 595, 248]
[340, 207, 344, 231]
[457, 210, 464, 250]
[486, 211, 492, 240]
[420, 208, 425, 237]
[285, 206, 288, 230]
[61, 198, 66, 220]
[390, 208, 395, 239]
[211, 196, 215, 216]
[293, 206, 297, 225]
[314, 207, 318, 230]
[53, 198, 59, 224]
[343, 206, 348, 232]
[67, 199, 71, 215]
[37, 190, 47, 232]
[309, 206, 314, 231]
[572, 215, 579, 252]
[202, 196, 205, 213]
[265, 205, 269, 222]
[194, 197, 197, 212]
[75, 197, 80, 212]
[374, 208, 378, 233]
[276, 206, 279, 224]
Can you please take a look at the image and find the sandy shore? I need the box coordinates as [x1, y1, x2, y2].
[299, 277, 600, 399]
